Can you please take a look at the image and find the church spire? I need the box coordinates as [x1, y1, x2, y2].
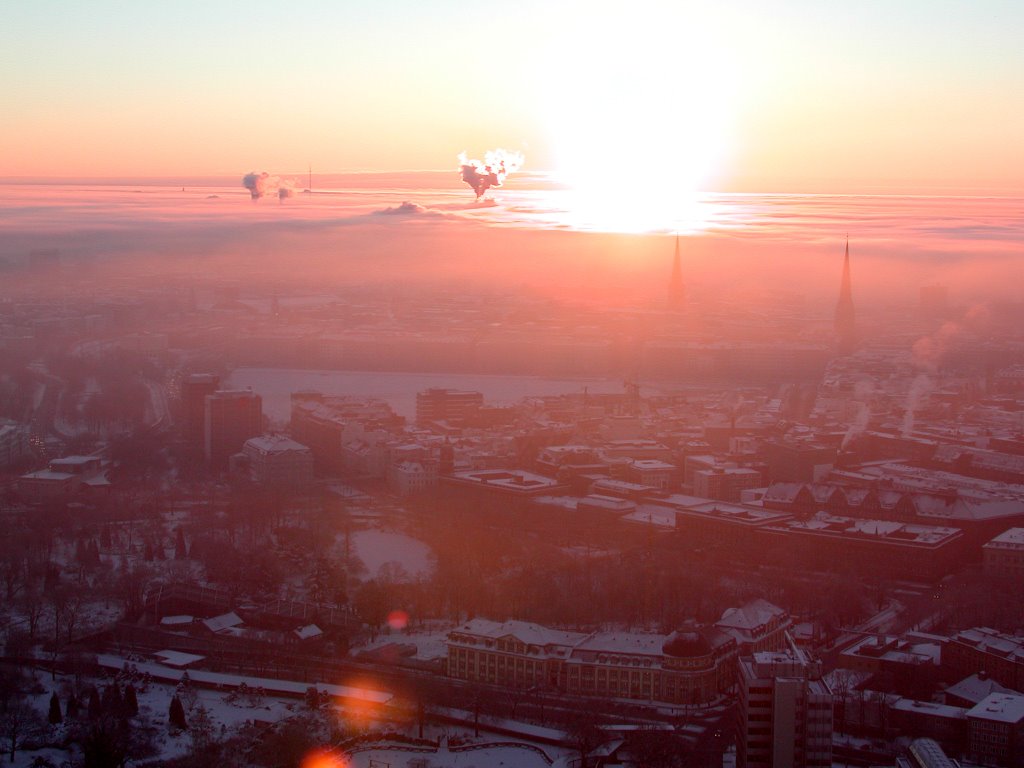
[668, 233, 685, 310]
[835, 236, 857, 353]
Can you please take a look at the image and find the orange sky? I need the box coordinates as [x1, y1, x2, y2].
[1, 1, 1023, 193]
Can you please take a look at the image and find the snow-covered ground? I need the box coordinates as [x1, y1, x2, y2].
[97, 655, 393, 704]
[344, 741, 559, 768]
[347, 529, 434, 581]
[9, 672, 302, 767]
[9, 667, 578, 768]
[354, 626, 452, 662]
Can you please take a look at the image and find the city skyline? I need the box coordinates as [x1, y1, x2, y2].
[1, 3, 1024, 767]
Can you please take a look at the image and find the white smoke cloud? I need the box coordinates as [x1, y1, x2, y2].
[911, 321, 961, 373]
[902, 373, 934, 437]
[458, 149, 524, 200]
[840, 380, 875, 449]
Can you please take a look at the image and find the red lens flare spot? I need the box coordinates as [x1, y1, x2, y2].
[387, 609, 408, 630]
[301, 749, 347, 768]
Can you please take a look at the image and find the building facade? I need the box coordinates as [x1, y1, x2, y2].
[966, 692, 1024, 767]
[737, 643, 833, 768]
[983, 527, 1024, 580]
[716, 599, 793, 655]
[945, 628, 1024, 692]
[415, 388, 483, 427]
[181, 373, 219, 447]
[241, 434, 314, 488]
[446, 618, 737, 707]
[204, 389, 263, 469]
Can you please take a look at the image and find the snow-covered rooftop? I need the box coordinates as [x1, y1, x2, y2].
[945, 674, 1014, 706]
[202, 611, 244, 633]
[717, 599, 786, 632]
[967, 692, 1024, 724]
[244, 434, 310, 454]
[985, 526, 1024, 550]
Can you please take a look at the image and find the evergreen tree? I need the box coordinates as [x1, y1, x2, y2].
[81, 718, 131, 768]
[123, 684, 139, 716]
[100, 525, 112, 549]
[174, 529, 187, 560]
[66, 694, 79, 720]
[101, 684, 122, 714]
[87, 540, 101, 566]
[88, 688, 102, 720]
[48, 691, 63, 725]
[169, 695, 187, 730]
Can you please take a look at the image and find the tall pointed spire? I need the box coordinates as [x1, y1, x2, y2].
[668, 233, 685, 310]
[835, 236, 857, 353]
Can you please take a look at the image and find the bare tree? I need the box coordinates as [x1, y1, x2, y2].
[18, 588, 45, 643]
[0, 700, 43, 764]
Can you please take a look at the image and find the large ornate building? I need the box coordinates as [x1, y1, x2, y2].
[446, 617, 746, 706]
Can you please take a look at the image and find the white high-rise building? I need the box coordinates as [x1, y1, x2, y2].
[737, 636, 832, 768]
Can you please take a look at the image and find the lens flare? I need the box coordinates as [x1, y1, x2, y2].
[301, 749, 348, 768]
[387, 609, 409, 630]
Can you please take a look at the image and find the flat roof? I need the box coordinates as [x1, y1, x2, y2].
[985, 527, 1024, 550]
[967, 692, 1024, 724]
[781, 512, 961, 546]
[244, 434, 310, 453]
[449, 469, 561, 491]
[891, 698, 966, 720]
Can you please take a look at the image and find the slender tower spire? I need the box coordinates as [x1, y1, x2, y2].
[834, 236, 857, 353]
[668, 233, 685, 310]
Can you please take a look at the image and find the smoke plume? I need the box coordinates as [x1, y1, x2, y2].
[841, 380, 875, 449]
[458, 149, 524, 200]
[242, 172, 272, 201]
[242, 172, 299, 203]
[902, 373, 934, 437]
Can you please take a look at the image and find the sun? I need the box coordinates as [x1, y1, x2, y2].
[539, 4, 738, 232]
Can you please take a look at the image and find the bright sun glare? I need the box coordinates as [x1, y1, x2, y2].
[541, 5, 737, 233]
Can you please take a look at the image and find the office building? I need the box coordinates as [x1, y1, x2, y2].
[737, 639, 832, 768]
[205, 389, 263, 469]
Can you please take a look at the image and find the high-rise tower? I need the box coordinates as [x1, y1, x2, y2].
[204, 389, 263, 469]
[737, 638, 833, 768]
[668, 234, 685, 310]
[834, 237, 856, 354]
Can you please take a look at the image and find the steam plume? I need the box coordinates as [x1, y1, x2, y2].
[458, 149, 524, 200]
[841, 403, 870, 449]
[841, 380, 875, 449]
[242, 172, 299, 203]
[242, 172, 271, 201]
[902, 373, 933, 437]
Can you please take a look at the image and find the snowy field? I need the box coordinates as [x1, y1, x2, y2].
[348, 529, 434, 581]
[355, 626, 452, 662]
[344, 741, 561, 768]
[11, 672, 304, 767]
